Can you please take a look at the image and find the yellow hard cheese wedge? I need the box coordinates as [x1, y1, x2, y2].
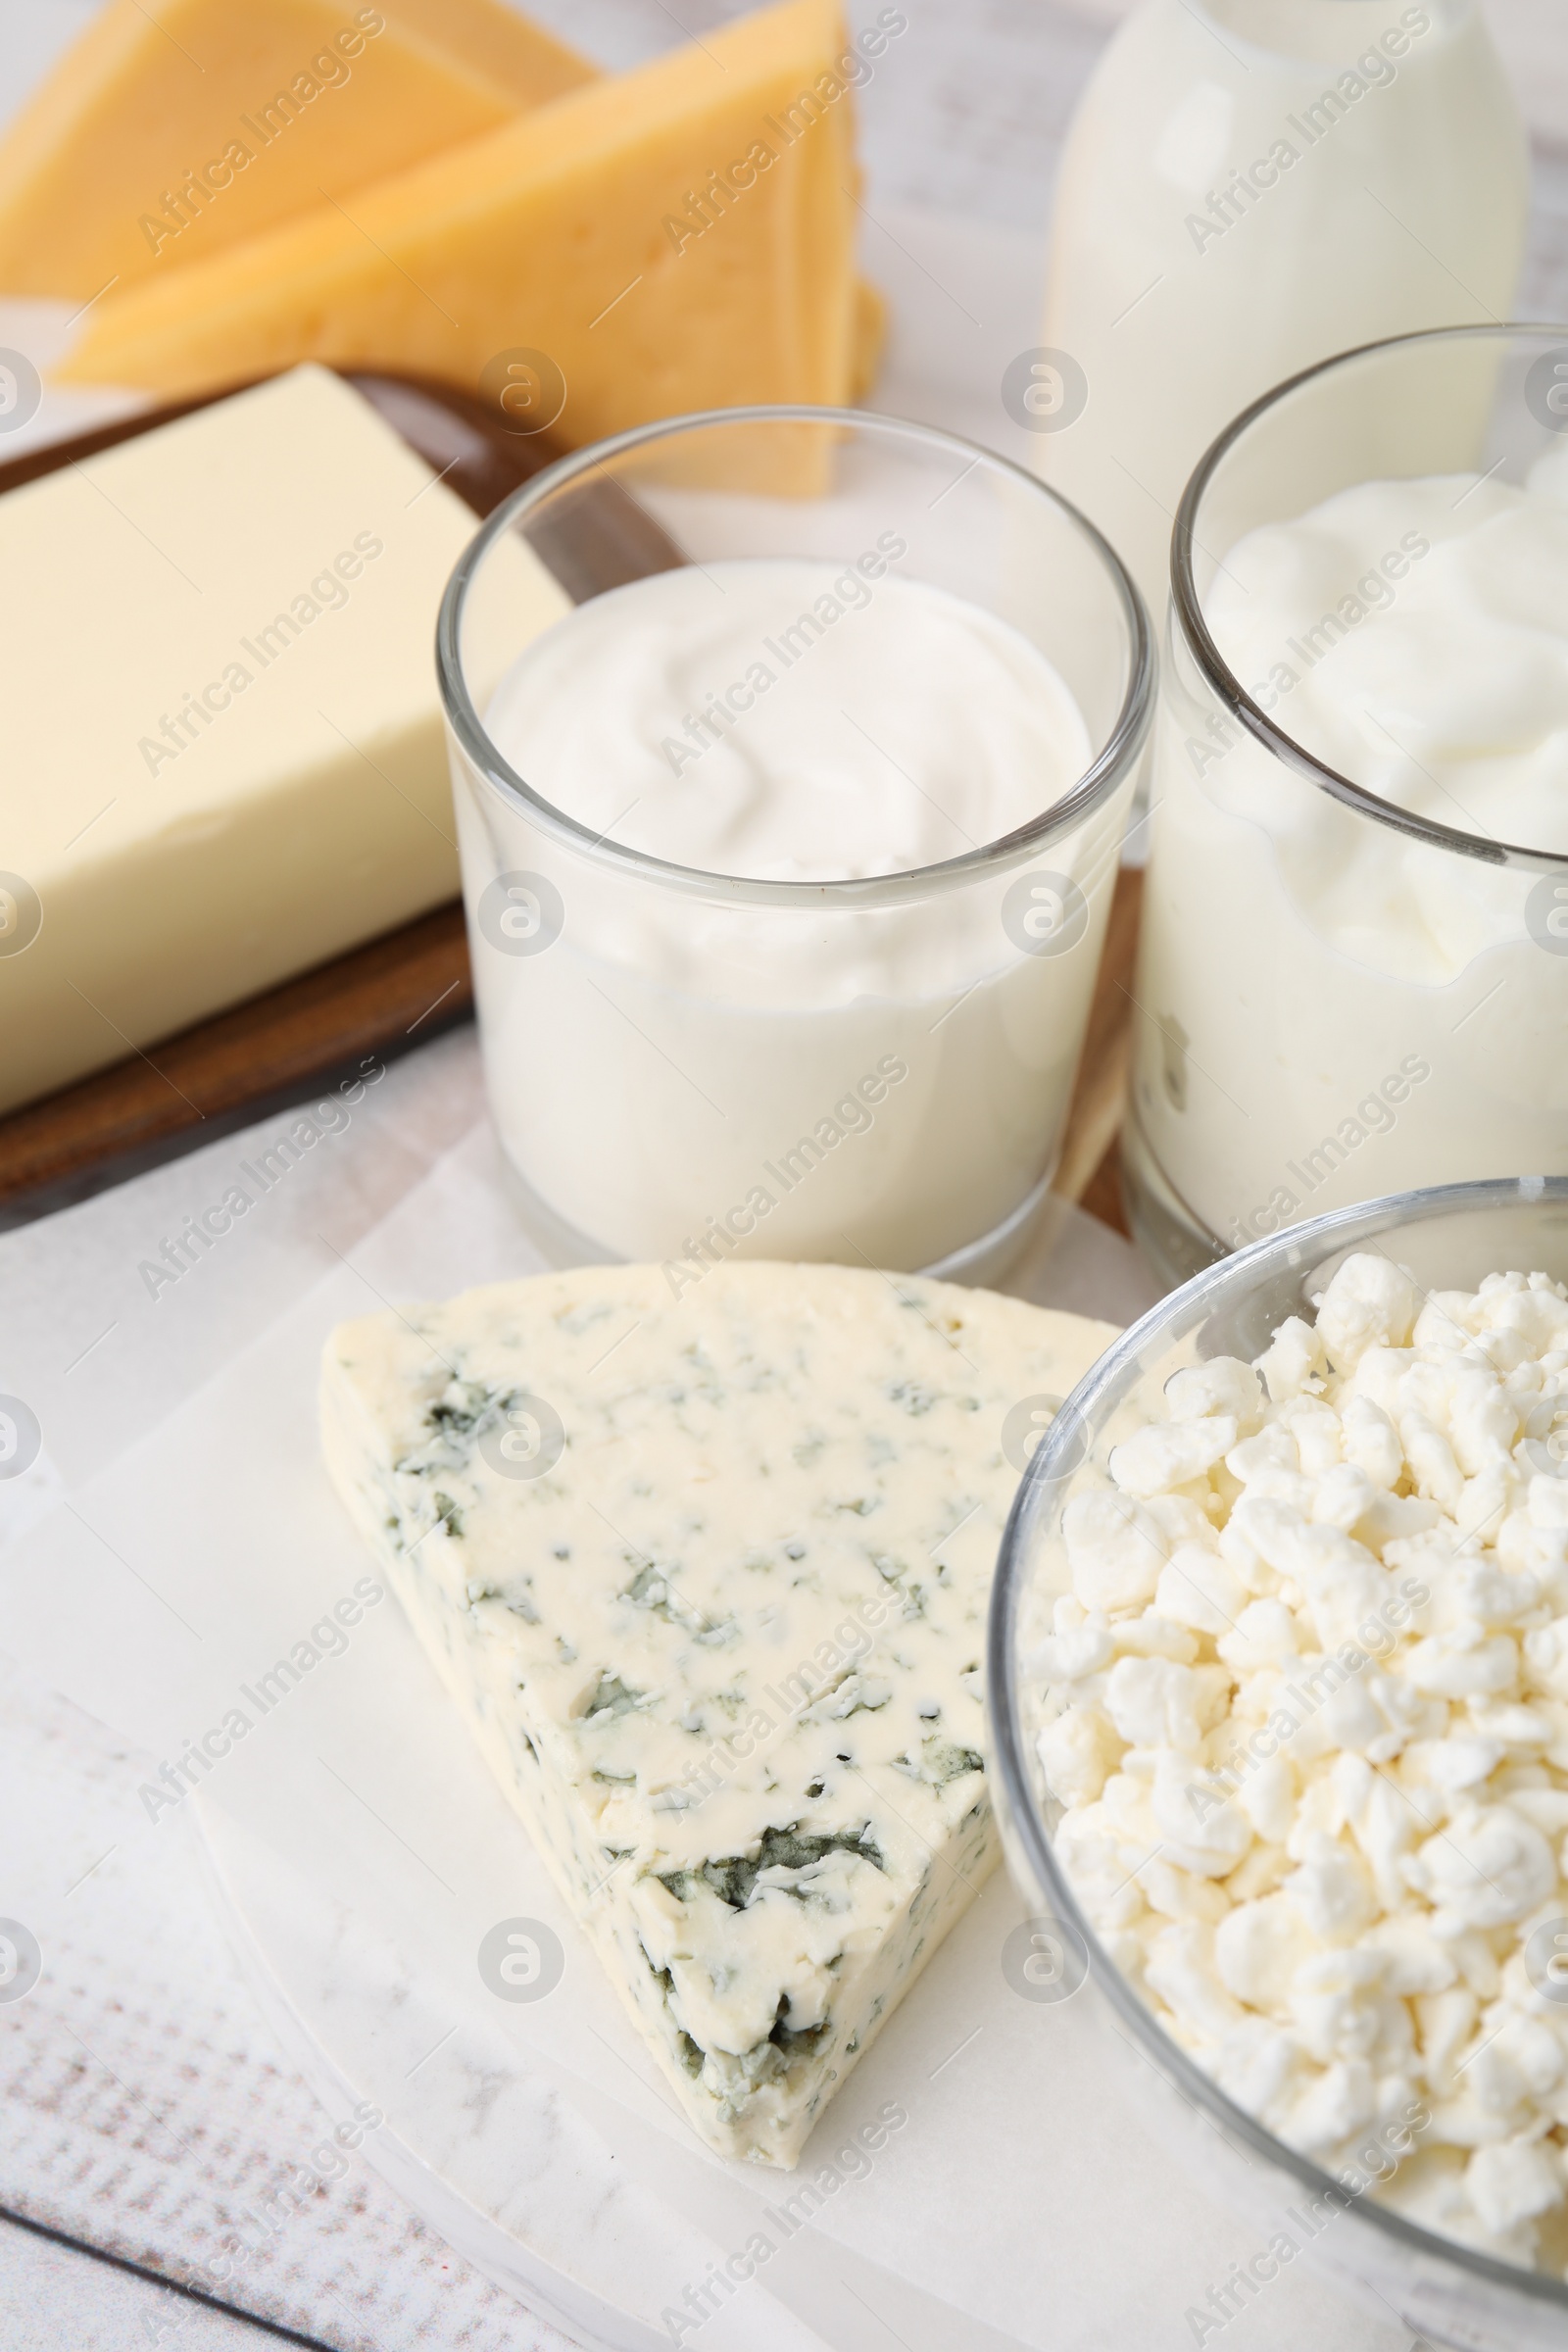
[59, 0, 860, 444]
[0, 0, 593, 299]
[851, 276, 888, 401]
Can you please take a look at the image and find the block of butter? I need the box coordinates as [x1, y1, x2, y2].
[0, 364, 567, 1118]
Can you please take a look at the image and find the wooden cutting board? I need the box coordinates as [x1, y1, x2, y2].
[0, 377, 1139, 1234]
[0, 863, 1142, 1235]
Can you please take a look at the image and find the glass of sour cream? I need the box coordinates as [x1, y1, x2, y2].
[437, 406, 1152, 1279]
[1126, 325, 1568, 1290]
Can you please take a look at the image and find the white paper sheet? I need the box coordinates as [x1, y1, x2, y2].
[0, 1080, 1406, 2351]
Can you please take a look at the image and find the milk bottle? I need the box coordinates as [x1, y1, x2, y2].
[1033, 0, 1528, 623]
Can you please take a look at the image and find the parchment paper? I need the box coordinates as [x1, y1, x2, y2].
[0, 1076, 1402, 2352]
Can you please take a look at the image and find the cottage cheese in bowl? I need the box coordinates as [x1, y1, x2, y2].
[1037, 1251, 1568, 2269]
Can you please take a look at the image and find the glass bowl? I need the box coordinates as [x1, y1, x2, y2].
[988, 1175, 1568, 2351]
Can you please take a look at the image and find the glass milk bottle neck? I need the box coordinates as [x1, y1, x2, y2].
[1191, 0, 1471, 68]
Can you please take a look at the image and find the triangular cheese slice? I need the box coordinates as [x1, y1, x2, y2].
[320, 1259, 1115, 2166]
[0, 0, 593, 298]
[58, 0, 860, 444]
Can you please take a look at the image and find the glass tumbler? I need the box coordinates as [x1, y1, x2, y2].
[437, 406, 1152, 1279]
[1123, 326, 1568, 1292]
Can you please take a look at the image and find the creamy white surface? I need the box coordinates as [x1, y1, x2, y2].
[1039, 1254, 1568, 2271]
[484, 558, 1092, 882]
[465, 559, 1121, 1269]
[1036, 0, 1527, 622]
[1133, 457, 1568, 1248]
[1207, 455, 1568, 901]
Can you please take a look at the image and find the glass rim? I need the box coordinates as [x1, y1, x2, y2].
[1170, 323, 1568, 881]
[435, 403, 1154, 912]
[988, 1171, 1568, 2312]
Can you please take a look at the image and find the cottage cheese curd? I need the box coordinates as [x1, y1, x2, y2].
[1133, 453, 1568, 1250]
[1038, 1253, 1568, 2268]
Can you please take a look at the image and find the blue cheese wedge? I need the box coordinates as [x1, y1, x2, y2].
[320, 1260, 1113, 2166]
